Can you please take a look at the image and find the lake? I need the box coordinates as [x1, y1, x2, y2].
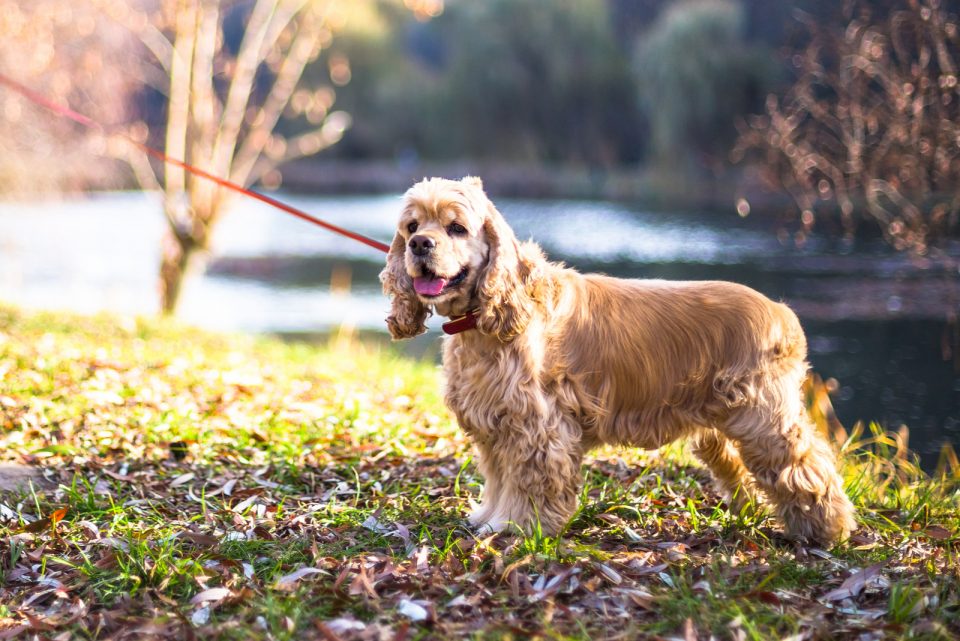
[1, 191, 957, 467]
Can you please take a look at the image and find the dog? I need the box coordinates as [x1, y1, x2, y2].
[379, 176, 857, 545]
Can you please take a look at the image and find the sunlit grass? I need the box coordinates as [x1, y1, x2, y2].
[0, 305, 957, 640]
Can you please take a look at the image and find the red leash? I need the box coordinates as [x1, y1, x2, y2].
[0, 74, 483, 334]
[0, 73, 390, 255]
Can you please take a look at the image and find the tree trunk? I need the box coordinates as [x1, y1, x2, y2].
[159, 202, 214, 316]
[159, 227, 200, 315]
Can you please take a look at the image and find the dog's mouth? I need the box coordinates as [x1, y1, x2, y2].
[413, 266, 469, 297]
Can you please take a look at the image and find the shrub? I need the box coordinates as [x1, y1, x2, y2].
[733, 0, 960, 251]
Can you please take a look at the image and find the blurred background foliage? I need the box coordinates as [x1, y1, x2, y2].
[318, 0, 642, 166]
[1, 0, 958, 247]
[633, 0, 778, 171]
[315, 0, 799, 170]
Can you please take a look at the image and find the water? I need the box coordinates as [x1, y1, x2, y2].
[1, 191, 957, 465]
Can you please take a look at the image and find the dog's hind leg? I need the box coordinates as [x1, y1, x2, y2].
[691, 428, 756, 513]
[723, 402, 856, 546]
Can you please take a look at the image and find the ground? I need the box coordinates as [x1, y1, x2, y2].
[0, 306, 957, 640]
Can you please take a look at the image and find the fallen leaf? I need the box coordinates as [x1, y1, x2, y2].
[231, 495, 257, 513]
[102, 469, 135, 482]
[742, 590, 781, 606]
[623, 526, 644, 542]
[191, 606, 211, 626]
[692, 579, 712, 595]
[50, 508, 67, 523]
[180, 531, 219, 547]
[447, 594, 472, 608]
[619, 588, 656, 610]
[77, 520, 101, 540]
[315, 622, 345, 641]
[322, 618, 366, 634]
[0, 626, 28, 640]
[94, 537, 130, 552]
[21, 509, 67, 534]
[190, 587, 232, 605]
[275, 567, 327, 590]
[361, 515, 391, 534]
[206, 479, 237, 497]
[170, 473, 195, 487]
[593, 562, 622, 585]
[397, 599, 430, 622]
[821, 563, 885, 602]
[924, 525, 952, 541]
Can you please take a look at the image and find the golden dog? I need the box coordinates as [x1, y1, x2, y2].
[380, 176, 856, 545]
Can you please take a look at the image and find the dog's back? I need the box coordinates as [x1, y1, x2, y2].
[546, 273, 808, 449]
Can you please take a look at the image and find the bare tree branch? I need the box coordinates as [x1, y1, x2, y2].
[231, 11, 326, 185]
[164, 0, 198, 203]
[210, 0, 282, 179]
[245, 112, 351, 185]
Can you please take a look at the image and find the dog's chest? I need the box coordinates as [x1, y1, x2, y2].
[440, 335, 541, 439]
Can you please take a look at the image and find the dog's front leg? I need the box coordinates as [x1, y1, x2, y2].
[468, 412, 583, 536]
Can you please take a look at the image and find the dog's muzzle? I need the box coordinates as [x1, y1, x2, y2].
[413, 265, 469, 297]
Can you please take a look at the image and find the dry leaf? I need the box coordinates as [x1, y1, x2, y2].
[170, 473, 195, 487]
[190, 587, 232, 605]
[191, 606, 211, 626]
[396, 599, 430, 622]
[21, 508, 67, 534]
[275, 567, 327, 590]
[593, 562, 623, 585]
[821, 563, 885, 602]
[924, 525, 952, 540]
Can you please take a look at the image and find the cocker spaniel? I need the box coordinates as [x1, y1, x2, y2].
[380, 176, 856, 545]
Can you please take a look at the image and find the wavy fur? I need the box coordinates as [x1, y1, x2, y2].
[381, 231, 429, 339]
[382, 177, 857, 545]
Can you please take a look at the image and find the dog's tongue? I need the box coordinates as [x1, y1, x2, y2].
[414, 276, 447, 296]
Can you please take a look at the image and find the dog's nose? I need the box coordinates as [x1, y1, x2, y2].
[409, 235, 436, 257]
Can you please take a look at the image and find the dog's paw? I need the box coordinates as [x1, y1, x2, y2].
[473, 521, 499, 536]
[473, 518, 512, 536]
[468, 506, 507, 533]
[467, 505, 489, 527]
[468, 505, 511, 534]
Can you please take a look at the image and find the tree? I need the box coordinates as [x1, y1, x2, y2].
[300, 0, 641, 166]
[96, 0, 353, 313]
[436, 0, 639, 166]
[733, 0, 960, 251]
[633, 0, 776, 172]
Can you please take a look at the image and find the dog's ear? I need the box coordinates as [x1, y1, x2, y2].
[379, 232, 429, 339]
[475, 203, 533, 341]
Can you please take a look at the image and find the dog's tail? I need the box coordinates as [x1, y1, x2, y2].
[768, 301, 808, 367]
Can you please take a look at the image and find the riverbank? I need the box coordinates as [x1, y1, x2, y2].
[0, 306, 957, 640]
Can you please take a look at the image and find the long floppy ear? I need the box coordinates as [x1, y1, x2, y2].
[475, 202, 533, 341]
[379, 232, 429, 339]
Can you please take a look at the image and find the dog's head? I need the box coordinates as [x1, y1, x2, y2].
[380, 176, 535, 341]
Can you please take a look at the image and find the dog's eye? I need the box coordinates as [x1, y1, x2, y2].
[448, 222, 467, 236]
[407, 221, 418, 234]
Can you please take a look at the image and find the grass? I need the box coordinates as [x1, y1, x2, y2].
[0, 304, 958, 640]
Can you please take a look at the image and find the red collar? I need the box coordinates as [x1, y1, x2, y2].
[442, 310, 478, 335]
